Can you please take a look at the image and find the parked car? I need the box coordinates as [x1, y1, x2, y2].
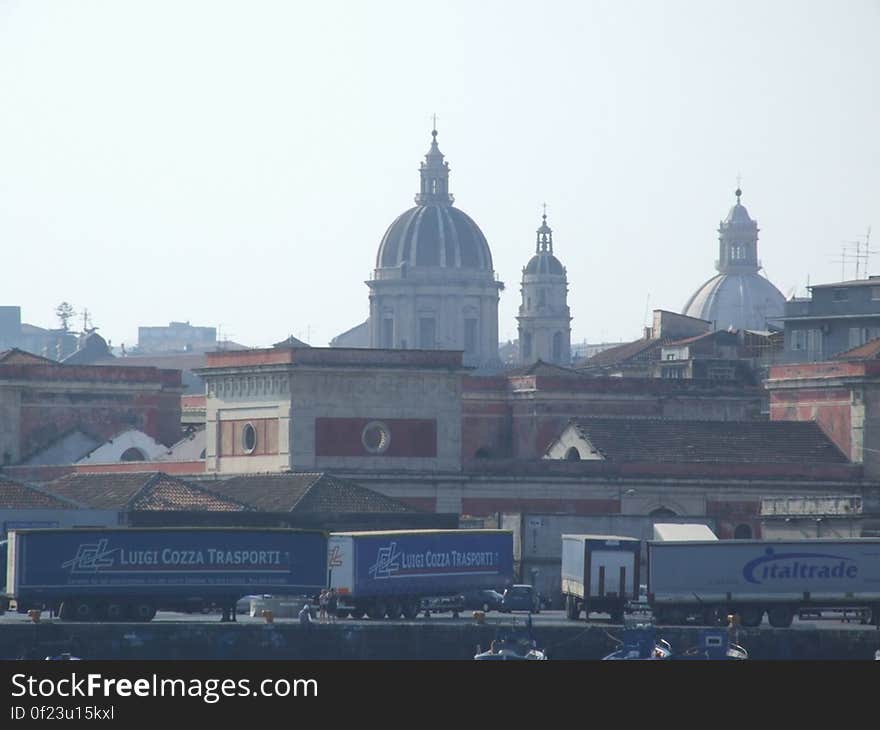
[500, 584, 540, 614]
[461, 589, 504, 613]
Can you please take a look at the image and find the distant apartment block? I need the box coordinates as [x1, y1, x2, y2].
[781, 277, 880, 362]
[137, 321, 217, 354]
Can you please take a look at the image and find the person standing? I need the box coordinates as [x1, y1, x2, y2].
[327, 588, 338, 624]
[319, 589, 328, 624]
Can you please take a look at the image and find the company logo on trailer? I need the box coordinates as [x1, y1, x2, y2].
[367, 541, 500, 579]
[328, 545, 344, 568]
[369, 542, 402, 579]
[742, 547, 858, 584]
[61, 539, 116, 573]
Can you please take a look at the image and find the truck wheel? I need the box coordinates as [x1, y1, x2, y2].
[402, 600, 420, 620]
[767, 606, 794, 628]
[738, 606, 764, 628]
[103, 602, 126, 622]
[385, 600, 402, 620]
[367, 601, 387, 620]
[71, 600, 97, 622]
[129, 602, 157, 622]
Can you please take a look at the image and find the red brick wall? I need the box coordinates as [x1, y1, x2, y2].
[18, 390, 181, 458]
[706, 499, 762, 539]
[770, 388, 853, 459]
[315, 418, 437, 458]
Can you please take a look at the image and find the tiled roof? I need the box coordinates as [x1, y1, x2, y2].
[44, 472, 249, 512]
[833, 337, 880, 361]
[202, 472, 420, 514]
[566, 418, 849, 464]
[0, 477, 80, 509]
[0, 349, 57, 365]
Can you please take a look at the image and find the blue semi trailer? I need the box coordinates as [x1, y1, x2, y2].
[327, 529, 514, 619]
[4, 527, 327, 622]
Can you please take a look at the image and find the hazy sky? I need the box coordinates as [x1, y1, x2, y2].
[2, 0, 878, 349]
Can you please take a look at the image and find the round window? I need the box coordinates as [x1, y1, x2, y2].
[361, 421, 391, 455]
[242, 423, 257, 454]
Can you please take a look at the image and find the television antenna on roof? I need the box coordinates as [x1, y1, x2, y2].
[842, 226, 875, 279]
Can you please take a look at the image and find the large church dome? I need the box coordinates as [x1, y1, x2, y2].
[683, 272, 785, 331]
[365, 127, 503, 366]
[374, 129, 494, 274]
[682, 188, 785, 331]
[376, 204, 493, 270]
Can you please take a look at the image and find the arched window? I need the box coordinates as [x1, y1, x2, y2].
[522, 332, 532, 360]
[734, 524, 753, 540]
[120, 447, 145, 462]
[565, 447, 581, 461]
[649, 507, 677, 517]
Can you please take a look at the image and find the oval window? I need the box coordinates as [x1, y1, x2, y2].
[361, 421, 391, 454]
[242, 423, 257, 454]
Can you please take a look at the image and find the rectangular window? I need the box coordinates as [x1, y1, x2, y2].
[833, 289, 849, 301]
[464, 318, 478, 353]
[872, 287, 880, 301]
[381, 319, 394, 349]
[419, 318, 436, 349]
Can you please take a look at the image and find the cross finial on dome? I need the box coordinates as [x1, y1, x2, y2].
[735, 173, 742, 202]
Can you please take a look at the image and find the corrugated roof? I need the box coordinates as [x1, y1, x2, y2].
[202, 472, 419, 514]
[44, 472, 249, 512]
[566, 418, 848, 464]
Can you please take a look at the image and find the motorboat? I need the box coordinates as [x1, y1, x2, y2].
[474, 618, 547, 660]
[670, 629, 748, 660]
[602, 620, 673, 660]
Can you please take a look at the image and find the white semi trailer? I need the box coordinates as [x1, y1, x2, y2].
[648, 538, 880, 628]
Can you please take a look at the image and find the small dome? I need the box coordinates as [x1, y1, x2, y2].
[682, 272, 785, 331]
[376, 205, 493, 270]
[724, 202, 754, 226]
[524, 253, 565, 276]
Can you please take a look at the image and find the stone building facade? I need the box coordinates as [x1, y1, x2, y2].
[197, 347, 464, 475]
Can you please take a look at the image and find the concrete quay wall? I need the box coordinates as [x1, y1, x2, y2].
[2, 622, 880, 660]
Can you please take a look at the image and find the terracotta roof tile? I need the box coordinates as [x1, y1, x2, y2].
[0, 477, 80, 509]
[201, 472, 420, 514]
[44, 472, 248, 512]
